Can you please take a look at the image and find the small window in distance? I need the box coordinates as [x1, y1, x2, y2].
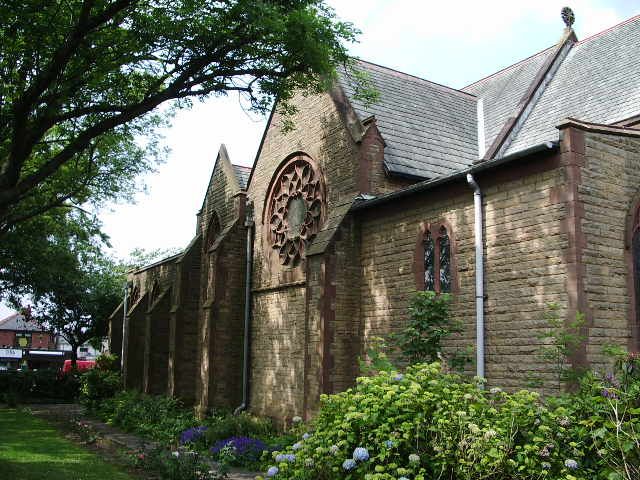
[80, 347, 89, 353]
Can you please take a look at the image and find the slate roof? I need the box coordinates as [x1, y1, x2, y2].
[505, 15, 640, 154]
[339, 60, 478, 180]
[233, 164, 251, 190]
[0, 313, 46, 332]
[337, 15, 640, 181]
[462, 45, 556, 152]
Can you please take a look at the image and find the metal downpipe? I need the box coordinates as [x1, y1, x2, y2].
[235, 203, 254, 415]
[466, 174, 485, 381]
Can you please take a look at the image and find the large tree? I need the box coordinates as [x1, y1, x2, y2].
[0, 0, 365, 235]
[17, 232, 124, 364]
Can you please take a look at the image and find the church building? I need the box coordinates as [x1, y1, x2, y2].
[109, 12, 640, 422]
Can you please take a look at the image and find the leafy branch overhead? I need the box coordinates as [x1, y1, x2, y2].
[0, 0, 365, 234]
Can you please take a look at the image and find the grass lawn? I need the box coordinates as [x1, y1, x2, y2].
[0, 408, 135, 480]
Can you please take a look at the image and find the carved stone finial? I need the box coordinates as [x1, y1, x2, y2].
[561, 7, 575, 28]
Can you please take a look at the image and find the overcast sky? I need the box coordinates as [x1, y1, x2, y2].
[2, 1, 638, 318]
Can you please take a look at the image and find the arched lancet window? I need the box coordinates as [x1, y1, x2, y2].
[205, 212, 221, 252]
[417, 222, 454, 294]
[149, 279, 161, 306]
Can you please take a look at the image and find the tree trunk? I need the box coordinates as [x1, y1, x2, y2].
[70, 343, 78, 369]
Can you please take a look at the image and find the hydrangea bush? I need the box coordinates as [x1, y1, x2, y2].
[258, 362, 639, 480]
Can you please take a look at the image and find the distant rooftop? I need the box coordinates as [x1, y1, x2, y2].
[0, 313, 46, 332]
[233, 164, 252, 190]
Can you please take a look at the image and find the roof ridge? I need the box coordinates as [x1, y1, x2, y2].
[577, 13, 640, 45]
[353, 58, 476, 100]
[462, 44, 556, 91]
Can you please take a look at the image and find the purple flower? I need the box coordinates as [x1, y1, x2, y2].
[393, 373, 404, 381]
[210, 436, 268, 461]
[342, 459, 356, 471]
[179, 426, 208, 445]
[353, 447, 369, 462]
[565, 459, 578, 469]
[292, 442, 302, 451]
[302, 432, 311, 440]
[384, 440, 394, 448]
[266, 466, 278, 477]
[601, 388, 619, 400]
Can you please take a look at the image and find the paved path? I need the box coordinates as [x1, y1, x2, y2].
[29, 403, 258, 480]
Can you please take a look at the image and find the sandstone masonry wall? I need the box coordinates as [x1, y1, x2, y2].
[580, 132, 640, 368]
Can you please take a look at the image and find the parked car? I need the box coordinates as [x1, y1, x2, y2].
[61, 359, 96, 373]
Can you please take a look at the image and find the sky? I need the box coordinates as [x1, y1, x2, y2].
[2, 1, 638, 318]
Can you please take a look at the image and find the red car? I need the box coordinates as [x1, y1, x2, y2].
[62, 359, 96, 373]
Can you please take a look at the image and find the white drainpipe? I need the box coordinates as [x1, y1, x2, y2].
[466, 173, 485, 381]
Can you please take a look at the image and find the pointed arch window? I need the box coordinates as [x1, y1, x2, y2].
[205, 212, 221, 252]
[415, 222, 455, 294]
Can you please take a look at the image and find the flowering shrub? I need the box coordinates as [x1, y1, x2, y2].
[180, 426, 209, 446]
[97, 391, 198, 444]
[210, 436, 268, 464]
[259, 362, 640, 480]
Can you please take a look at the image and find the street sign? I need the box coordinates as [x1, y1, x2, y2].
[0, 348, 23, 359]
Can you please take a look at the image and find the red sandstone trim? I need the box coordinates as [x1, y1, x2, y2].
[558, 117, 640, 138]
[557, 126, 590, 374]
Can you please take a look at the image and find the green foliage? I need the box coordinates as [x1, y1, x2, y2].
[138, 448, 218, 480]
[80, 369, 122, 410]
[0, 369, 80, 404]
[390, 292, 471, 372]
[21, 251, 123, 358]
[97, 391, 198, 444]
[358, 337, 395, 376]
[94, 352, 120, 372]
[203, 411, 274, 446]
[260, 361, 640, 480]
[537, 303, 587, 386]
[0, 0, 367, 234]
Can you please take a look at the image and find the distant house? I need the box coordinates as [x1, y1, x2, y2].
[55, 335, 106, 360]
[0, 313, 54, 350]
[0, 313, 65, 369]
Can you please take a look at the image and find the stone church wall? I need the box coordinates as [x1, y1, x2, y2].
[357, 151, 575, 392]
[247, 91, 361, 420]
[579, 130, 640, 369]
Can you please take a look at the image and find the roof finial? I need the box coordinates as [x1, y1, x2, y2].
[561, 7, 575, 28]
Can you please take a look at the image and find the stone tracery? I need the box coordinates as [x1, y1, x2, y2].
[267, 155, 325, 266]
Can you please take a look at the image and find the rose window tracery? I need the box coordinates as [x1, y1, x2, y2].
[267, 156, 325, 266]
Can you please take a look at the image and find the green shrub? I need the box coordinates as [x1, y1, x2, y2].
[94, 352, 120, 372]
[0, 369, 80, 403]
[260, 362, 640, 480]
[98, 391, 198, 444]
[80, 368, 122, 409]
[203, 411, 274, 446]
[138, 447, 217, 480]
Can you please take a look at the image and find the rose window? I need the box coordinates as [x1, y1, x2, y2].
[267, 156, 325, 266]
